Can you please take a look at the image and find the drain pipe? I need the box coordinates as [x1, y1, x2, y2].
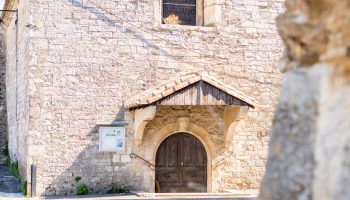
[30, 164, 37, 197]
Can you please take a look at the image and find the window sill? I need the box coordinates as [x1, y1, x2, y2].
[156, 24, 217, 32]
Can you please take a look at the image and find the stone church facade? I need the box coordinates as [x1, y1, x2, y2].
[1, 0, 284, 197]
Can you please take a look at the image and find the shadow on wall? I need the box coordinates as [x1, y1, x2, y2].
[40, 106, 219, 196]
[36, 103, 241, 196]
[27, 0, 267, 196]
[40, 123, 146, 196]
[70, 0, 176, 60]
[0, 27, 7, 163]
[32, 0, 184, 196]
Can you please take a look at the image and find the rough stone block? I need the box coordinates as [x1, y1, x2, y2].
[112, 154, 120, 163]
[1, 0, 284, 196]
[120, 155, 132, 163]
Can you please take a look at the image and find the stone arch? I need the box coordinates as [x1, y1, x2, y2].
[149, 118, 217, 192]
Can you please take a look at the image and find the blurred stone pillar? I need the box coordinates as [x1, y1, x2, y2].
[260, 1, 350, 200]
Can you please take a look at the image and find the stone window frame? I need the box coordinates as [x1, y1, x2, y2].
[162, 0, 204, 26]
[153, 0, 222, 27]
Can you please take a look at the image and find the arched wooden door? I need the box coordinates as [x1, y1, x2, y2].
[155, 133, 207, 193]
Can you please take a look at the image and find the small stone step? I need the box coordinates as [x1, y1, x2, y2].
[0, 176, 18, 180]
[0, 165, 22, 196]
[131, 191, 258, 198]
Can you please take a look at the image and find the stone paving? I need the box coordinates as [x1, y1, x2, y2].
[0, 164, 259, 200]
[41, 194, 259, 200]
[0, 165, 22, 199]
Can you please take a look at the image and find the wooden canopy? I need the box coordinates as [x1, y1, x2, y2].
[125, 73, 258, 109]
[127, 73, 258, 147]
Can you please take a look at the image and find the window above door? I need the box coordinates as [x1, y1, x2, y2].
[153, 0, 223, 27]
[162, 0, 202, 26]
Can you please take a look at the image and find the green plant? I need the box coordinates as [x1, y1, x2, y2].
[76, 184, 88, 195]
[20, 180, 27, 196]
[9, 161, 20, 180]
[107, 185, 129, 194]
[4, 156, 10, 167]
[2, 144, 24, 191]
[3, 144, 10, 167]
[2, 144, 9, 157]
[75, 176, 82, 182]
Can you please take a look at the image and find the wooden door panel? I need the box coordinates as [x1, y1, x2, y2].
[182, 171, 207, 182]
[166, 136, 178, 167]
[182, 136, 196, 166]
[156, 142, 167, 167]
[181, 182, 207, 192]
[196, 142, 207, 166]
[158, 184, 181, 193]
[156, 133, 207, 193]
[157, 172, 180, 182]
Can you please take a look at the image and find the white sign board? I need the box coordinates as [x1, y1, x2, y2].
[99, 126, 125, 152]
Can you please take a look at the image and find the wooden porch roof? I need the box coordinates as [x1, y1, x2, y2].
[125, 73, 258, 109]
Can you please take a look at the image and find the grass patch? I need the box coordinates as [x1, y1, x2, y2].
[76, 184, 88, 195]
[75, 176, 82, 182]
[3, 144, 27, 196]
[2, 144, 9, 157]
[9, 161, 20, 180]
[3, 145, 21, 180]
[20, 180, 27, 195]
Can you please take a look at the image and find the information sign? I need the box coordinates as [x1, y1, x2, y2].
[99, 126, 125, 152]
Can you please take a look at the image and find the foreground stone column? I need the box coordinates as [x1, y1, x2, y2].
[260, 1, 350, 200]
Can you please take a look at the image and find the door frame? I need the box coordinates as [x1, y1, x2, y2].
[153, 130, 212, 192]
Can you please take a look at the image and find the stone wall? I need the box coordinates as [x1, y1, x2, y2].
[142, 106, 268, 192]
[0, 27, 7, 163]
[261, 0, 350, 200]
[4, 0, 284, 196]
[3, 0, 30, 178]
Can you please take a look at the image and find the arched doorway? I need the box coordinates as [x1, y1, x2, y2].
[155, 133, 207, 193]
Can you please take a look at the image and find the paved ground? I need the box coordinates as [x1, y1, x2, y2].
[0, 165, 22, 199]
[41, 194, 259, 200]
[1, 192, 259, 199]
[0, 165, 259, 200]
